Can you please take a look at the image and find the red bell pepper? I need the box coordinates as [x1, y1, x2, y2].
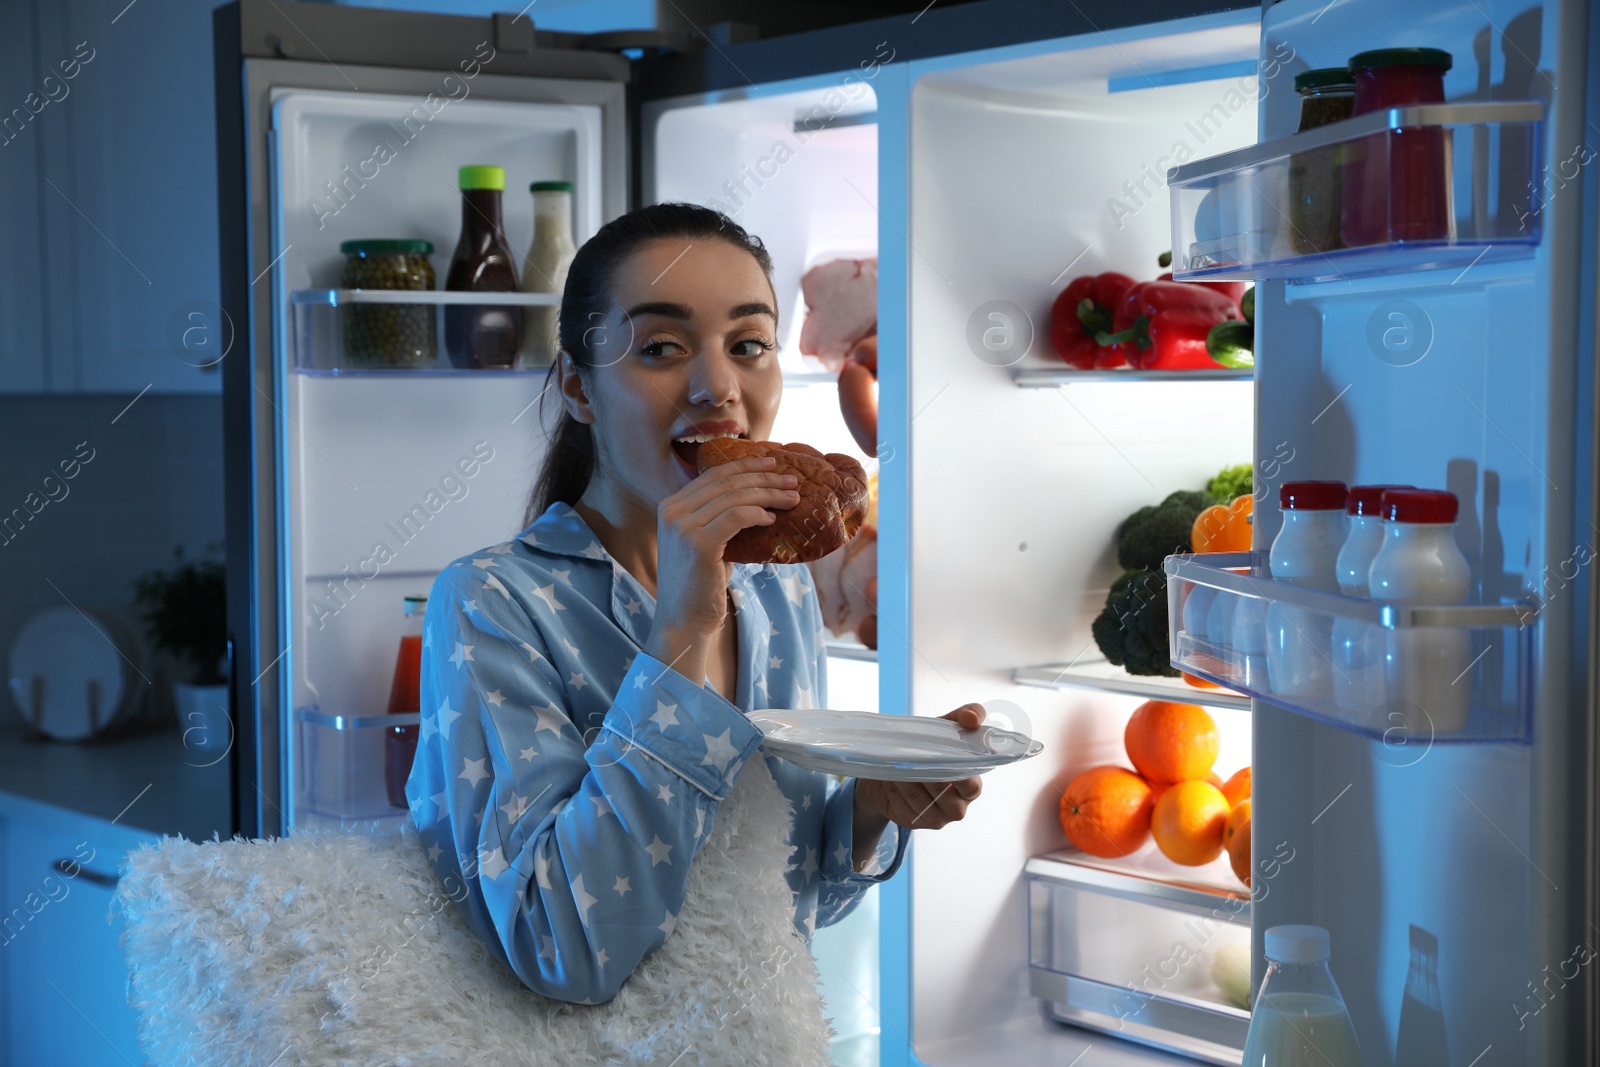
[1095, 280, 1243, 370]
[1050, 271, 1137, 369]
[1156, 251, 1247, 311]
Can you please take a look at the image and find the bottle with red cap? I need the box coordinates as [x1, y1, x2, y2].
[1367, 488, 1472, 733]
[1332, 484, 1414, 711]
[1264, 480, 1348, 698]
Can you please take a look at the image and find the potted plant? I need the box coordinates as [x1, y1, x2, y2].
[134, 544, 229, 752]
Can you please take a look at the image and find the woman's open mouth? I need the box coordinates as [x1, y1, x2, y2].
[670, 432, 746, 479]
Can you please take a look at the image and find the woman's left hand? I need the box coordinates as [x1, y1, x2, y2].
[855, 703, 986, 830]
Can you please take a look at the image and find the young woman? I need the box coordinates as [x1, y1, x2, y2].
[407, 202, 985, 1005]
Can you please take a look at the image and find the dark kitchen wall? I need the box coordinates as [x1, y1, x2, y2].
[0, 395, 225, 727]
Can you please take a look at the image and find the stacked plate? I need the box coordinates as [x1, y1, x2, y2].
[747, 707, 1042, 782]
[7, 605, 146, 741]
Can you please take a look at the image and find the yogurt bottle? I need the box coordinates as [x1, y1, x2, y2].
[1367, 489, 1472, 734]
[1265, 480, 1347, 699]
[1240, 925, 1365, 1067]
[1331, 484, 1413, 712]
[520, 181, 577, 368]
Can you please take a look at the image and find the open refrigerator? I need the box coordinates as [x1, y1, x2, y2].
[213, 1, 1600, 1066]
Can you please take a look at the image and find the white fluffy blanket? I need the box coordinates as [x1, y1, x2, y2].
[111, 755, 835, 1066]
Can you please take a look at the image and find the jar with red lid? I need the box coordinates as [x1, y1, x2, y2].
[1367, 489, 1472, 733]
[1340, 48, 1455, 247]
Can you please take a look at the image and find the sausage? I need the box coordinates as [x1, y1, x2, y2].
[838, 335, 878, 458]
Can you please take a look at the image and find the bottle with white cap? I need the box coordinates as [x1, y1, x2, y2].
[1367, 488, 1472, 733]
[1265, 480, 1348, 698]
[1331, 484, 1413, 711]
[1240, 924, 1365, 1067]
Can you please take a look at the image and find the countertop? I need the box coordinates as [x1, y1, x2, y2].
[0, 716, 232, 843]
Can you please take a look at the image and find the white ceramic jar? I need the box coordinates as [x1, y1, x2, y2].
[1331, 484, 1412, 712]
[1265, 480, 1348, 698]
[1367, 489, 1472, 733]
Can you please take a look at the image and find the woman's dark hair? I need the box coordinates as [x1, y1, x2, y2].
[523, 202, 776, 528]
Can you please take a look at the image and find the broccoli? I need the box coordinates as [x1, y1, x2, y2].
[1207, 464, 1252, 504]
[1115, 489, 1212, 571]
[1091, 567, 1176, 676]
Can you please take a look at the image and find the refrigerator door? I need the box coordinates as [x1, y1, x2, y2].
[216, 0, 628, 838]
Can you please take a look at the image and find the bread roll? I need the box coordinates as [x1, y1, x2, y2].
[697, 438, 869, 564]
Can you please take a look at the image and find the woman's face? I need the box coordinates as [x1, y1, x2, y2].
[562, 237, 783, 512]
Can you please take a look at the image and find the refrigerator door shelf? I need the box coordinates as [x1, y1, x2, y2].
[1026, 853, 1251, 1066]
[1013, 659, 1251, 712]
[296, 704, 418, 823]
[1167, 101, 1545, 284]
[1010, 367, 1253, 387]
[1165, 552, 1537, 744]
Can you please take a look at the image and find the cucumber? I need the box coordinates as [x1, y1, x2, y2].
[1206, 319, 1254, 369]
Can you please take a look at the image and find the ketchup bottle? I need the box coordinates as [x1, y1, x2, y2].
[1341, 48, 1454, 247]
[385, 594, 428, 810]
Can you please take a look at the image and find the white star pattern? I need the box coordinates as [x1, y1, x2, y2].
[801, 793, 812, 810]
[531, 583, 564, 613]
[769, 623, 779, 637]
[538, 933, 556, 960]
[779, 572, 807, 606]
[572, 874, 598, 927]
[834, 843, 850, 867]
[561, 637, 581, 660]
[534, 845, 553, 890]
[581, 540, 607, 560]
[551, 567, 573, 586]
[693, 804, 705, 840]
[484, 688, 506, 706]
[613, 876, 631, 897]
[478, 844, 510, 880]
[427, 842, 443, 862]
[659, 910, 678, 937]
[634, 673, 646, 690]
[650, 701, 679, 729]
[729, 585, 747, 610]
[499, 792, 530, 821]
[519, 641, 544, 663]
[533, 703, 567, 736]
[755, 676, 767, 695]
[568, 671, 587, 690]
[795, 682, 813, 710]
[518, 745, 537, 762]
[449, 642, 474, 667]
[471, 557, 497, 570]
[700, 729, 740, 773]
[624, 598, 642, 616]
[462, 599, 483, 621]
[645, 835, 673, 866]
[768, 655, 783, 670]
[487, 542, 515, 555]
[804, 911, 817, 938]
[458, 757, 490, 788]
[591, 793, 615, 818]
[800, 846, 819, 882]
[483, 573, 512, 600]
[436, 699, 461, 741]
[656, 783, 675, 803]
[596, 947, 609, 968]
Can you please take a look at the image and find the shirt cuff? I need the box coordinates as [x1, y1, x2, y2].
[599, 651, 766, 800]
[821, 777, 912, 884]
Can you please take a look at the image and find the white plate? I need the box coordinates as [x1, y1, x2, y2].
[747, 707, 1043, 782]
[6, 606, 142, 741]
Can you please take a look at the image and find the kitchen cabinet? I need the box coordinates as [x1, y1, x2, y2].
[13, 0, 223, 395]
[0, 794, 155, 1067]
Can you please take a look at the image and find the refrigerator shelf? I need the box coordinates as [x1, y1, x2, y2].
[1165, 552, 1537, 744]
[1167, 101, 1545, 283]
[1010, 367, 1251, 387]
[296, 705, 416, 823]
[824, 641, 877, 662]
[1027, 849, 1251, 1065]
[1013, 658, 1250, 711]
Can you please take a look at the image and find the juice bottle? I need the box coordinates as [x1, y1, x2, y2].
[444, 165, 522, 368]
[1241, 925, 1365, 1067]
[385, 594, 427, 810]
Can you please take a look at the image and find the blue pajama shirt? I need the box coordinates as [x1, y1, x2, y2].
[405, 500, 909, 1004]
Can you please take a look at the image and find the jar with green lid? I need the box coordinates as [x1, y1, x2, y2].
[340, 239, 437, 368]
[1288, 67, 1357, 255]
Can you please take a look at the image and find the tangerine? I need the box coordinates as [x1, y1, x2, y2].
[1182, 672, 1220, 689]
[1124, 701, 1220, 783]
[1059, 766, 1154, 858]
[1151, 780, 1230, 866]
[1224, 798, 1252, 850]
[1221, 767, 1252, 808]
[1228, 815, 1252, 887]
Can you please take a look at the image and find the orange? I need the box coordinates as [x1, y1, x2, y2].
[1124, 701, 1220, 783]
[1182, 672, 1220, 689]
[1151, 780, 1230, 866]
[1228, 816, 1252, 887]
[1221, 767, 1252, 808]
[1191, 494, 1253, 554]
[1059, 766, 1155, 859]
[1224, 799, 1252, 850]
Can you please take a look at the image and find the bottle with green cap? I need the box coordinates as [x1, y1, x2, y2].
[1240, 925, 1365, 1066]
[445, 165, 523, 369]
[520, 180, 577, 368]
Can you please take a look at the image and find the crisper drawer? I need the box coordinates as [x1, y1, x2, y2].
[1026, 851, 1251, 1066]
[296, 706, 418, 824]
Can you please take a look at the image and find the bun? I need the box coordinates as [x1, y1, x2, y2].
[697, 439, 869, 564]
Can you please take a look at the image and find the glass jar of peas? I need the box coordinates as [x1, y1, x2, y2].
[339, 239, 437, 368]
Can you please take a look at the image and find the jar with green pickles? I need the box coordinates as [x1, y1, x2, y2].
[340, 239, 437, 368]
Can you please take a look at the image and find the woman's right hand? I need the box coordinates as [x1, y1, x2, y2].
[646, 455, 799, 668]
